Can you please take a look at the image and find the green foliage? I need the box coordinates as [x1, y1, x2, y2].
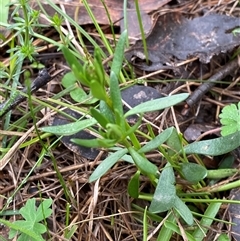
[124, 94, 188, 118]
[128, 170, 140, 198]
[219, 102, 240, 136]
[0, 198, 52, 241]
[39, 30, 209, 228]
[0, 0, 10, 39]
[149, 163, 176, 213]
[2, 0, 239, 239]
[184, 131, 240, 155]
[180, 162, 207, 184]
[40, 117, 97, 135]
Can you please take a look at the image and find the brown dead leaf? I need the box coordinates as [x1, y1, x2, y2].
[32, 0, 171, 38]
[126, 13, 240, 71]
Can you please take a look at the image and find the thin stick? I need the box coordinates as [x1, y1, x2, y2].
[0, 68, 63, 117]
[186, 58, 240, 108]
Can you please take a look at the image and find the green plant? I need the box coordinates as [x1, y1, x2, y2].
[0, 198, 52, 241]
[219, 102, 240, 136]
[40, 30, 212, 229]
[2, 0, 240, 240]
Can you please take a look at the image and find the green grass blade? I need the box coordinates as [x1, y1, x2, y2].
[156, 212, 175, 241]
[193, 202, 222, 241]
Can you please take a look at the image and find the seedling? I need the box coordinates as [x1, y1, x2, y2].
[0, 198, 52, 241]
[40, 30, 211, 227]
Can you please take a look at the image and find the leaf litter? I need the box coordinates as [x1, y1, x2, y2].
[1, 1, 240, 240]
[126, 12, 240, 71]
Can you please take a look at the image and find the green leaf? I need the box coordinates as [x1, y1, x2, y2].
[207, 168, 238, 179]
[97, 138, 118, 148]
[166, 128, 182, 155]
[35, 199, 52, 222]
[149, 163, 176, 213]
[164, 221, 195, 241]
[219, 102, 240, 136]
[128, 147, 158, 180]
[99, 100, 115, 123]
[71, 138, 116, 148]
[124, 93, 189, 117]
[139, 127, 174, 153]
[89, 148, 128, 182]
[180, 163, 207, 184]
[70, 88, 87, 103]
[40, 118, 97, 136]
[184, 131, 240, 156]
[128, 170, 140, 198]
[61, 46, 89, 86]
[93, 47, 106, 85]
[3, 198, 52, 241]
[193, 202, 222, 241]
[19, 198, 52, 224]
[218, 233, 231, 241]
[4, 218, 44, 241]
[111, 29, 127, 77]
[89, 79, 108, 101]
[110, 71, 124, 120]
[61, 72, 76, 88]
[156, 212, 175, 240]
[0, 0, 10, 26]
[90, 108, 110, 128]
[173, 196, 193, 225]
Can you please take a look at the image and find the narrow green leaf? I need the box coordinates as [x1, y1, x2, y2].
[207, 168, 238, 179]
[71, 138, 115, 148]
[164, 221, 195, 241]
[110, 71, 124, 121]
[156, 211, 175, 241]
[217, 233, 231, 241]
[64, 225, 78, 239]
[173, 196, 194, 225]
[99, 100, 115, 123]
[97, 138, 118, 148]
[128, 170, 140, 198]
[90, 108, 110, 128]
[143, 206, 148, 241]
[124, 93, 189, 117]
[193, 202, 222, 241]
[89, 80, 108, 101]
[89, 148, 128, 182]
[149, 163, 176, 213]
[61, 46, 89, 86]
[111, 29, 127, 77]
[184, 131, 240, 156]
[128, 147, 158, 180]
[40, 118, 97, 136]
[139, 127, 174, 153]
[180, 163, 207, 184]
[166, 127, 182, 155]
